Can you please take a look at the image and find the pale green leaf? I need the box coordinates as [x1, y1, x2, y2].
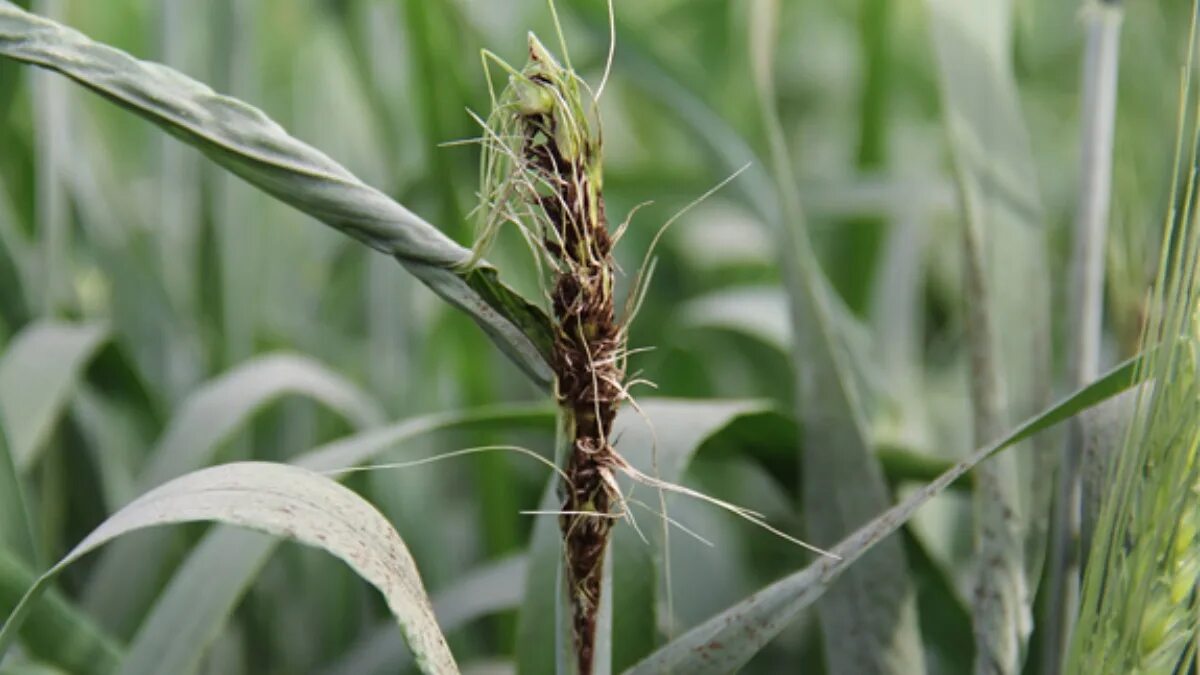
[749, 0, 924, 671]
[322, 555, 528, 675]
[0, 412, 35, 565]
[0, 461, 459, 675]
[136, 352, 385, 490]
[84, 352, 385, 633]
[0, 320, 108, 471]
[0, 1, 554, 387]
[623, 354, 1143, 675]
[925, 0, 1050, 669]
[118, 404, 552, 675]
[0, 548, 121, 675]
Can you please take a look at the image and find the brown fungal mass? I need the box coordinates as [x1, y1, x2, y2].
[517, 80, 623, 675]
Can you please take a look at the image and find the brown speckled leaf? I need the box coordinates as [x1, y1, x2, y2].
[0, 462, 458, 675]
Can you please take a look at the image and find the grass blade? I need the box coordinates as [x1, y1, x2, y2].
[0, 411, 36, 565]
[118, 404, 553, 675]
[623, 352, 1144, 675]
[29, 0, 67, 316]
[0, 1, 555, 387]
[0, 548, 122, 675]
[136, 352, 385, 490]
[321, 555, 529, 675]
[924, 0, 1051, 669]
[1044, 5, 1124, 671]
[0, 319, 108, 471]
[0, 461, 460, 675]
[749, 1, 924, 671]
[83, 352, 385, 634]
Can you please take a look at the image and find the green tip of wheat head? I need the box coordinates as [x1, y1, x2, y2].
[464, 31, 604, 281]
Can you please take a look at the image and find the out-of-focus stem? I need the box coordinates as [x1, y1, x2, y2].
[956, 161, 1027, 675]
[1043, 5, 1123, 673]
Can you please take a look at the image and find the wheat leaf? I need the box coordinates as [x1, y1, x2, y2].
[82, 352, 384, 634]
[624, 353, 1143, 674]
[0, 1, 554, 386]
[0, 320, 109, 472]
[0, 461, 459, 675]
[117, 404, 552, 675]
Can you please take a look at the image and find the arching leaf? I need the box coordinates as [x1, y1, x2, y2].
[0, 320, 108, 471]
[0, 1, 554, 387]
[0, 461, 459, 675]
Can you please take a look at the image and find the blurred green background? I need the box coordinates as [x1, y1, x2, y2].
[0, 0, 1191, 673]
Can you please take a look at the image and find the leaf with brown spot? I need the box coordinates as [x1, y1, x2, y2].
[0, 461, 458, 675]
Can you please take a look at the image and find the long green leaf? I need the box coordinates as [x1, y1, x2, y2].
[118, 404, 552, 675]
[0, 1, 555, 387]
[924, 1, 1050, 670]
[749, 1, 924, 672]
[136, 352, 385, 490]
[0, 319, 108, 471]
[0, 411, 35, 565]
[623, 352, 1143, 674]
[0, 548, 121, 675]
[0, 461, 459, 675]
[83, 352, 385, 634]
[1049, 6, 1124, 671]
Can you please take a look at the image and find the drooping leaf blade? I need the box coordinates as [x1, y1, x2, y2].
[84, 352, 385, 633]
[624, 352, 1144, 674]
[924, 0, 1050, 669]
[0, 548, 122, 675]
[0, 320, 108, 471]
[0, 1, 554, 387]
[748, 0, 924, 671]
[321, 554, 529, 675]
[0, 461, 459, 675]
[118, 404, 553, 675]
[136, 352, 385, 490]
[0, 412, 35, 564]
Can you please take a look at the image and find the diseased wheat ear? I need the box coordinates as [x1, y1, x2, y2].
[470, 17, 823, 674]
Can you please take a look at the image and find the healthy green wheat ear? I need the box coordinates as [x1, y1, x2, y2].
[1069, 319, 1200, 674]
[1068, 8, 1200, 670]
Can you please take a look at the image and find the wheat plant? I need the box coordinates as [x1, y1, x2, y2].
[0, 0, 1193, 674]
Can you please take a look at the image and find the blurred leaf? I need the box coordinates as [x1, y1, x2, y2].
[0, 461, 460, 675]
[135, 352, 384, 490]
[0, 185, 36, 316]
[925, 0, 1049, 669]
[0, 548, 121, 675]
[516, 399, 768, 675]
[84, 352, 385, 635]
[623, 352, 1143, 674]
[323, 554, 529, 675]
[0, 409, 35, 564]
[0, 663, 68, 675]
[679, 287, 790, 352]
[0, 319, 108, 471]
[70, 387, 142, 513]
[902, 530, 973, 675]
[749, 0, 924, 671]
[678, 286, 879, 405]
[0, 2, 555, 387]
[1078, 387, 1137, 557]
[119, 404, 552, 675]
